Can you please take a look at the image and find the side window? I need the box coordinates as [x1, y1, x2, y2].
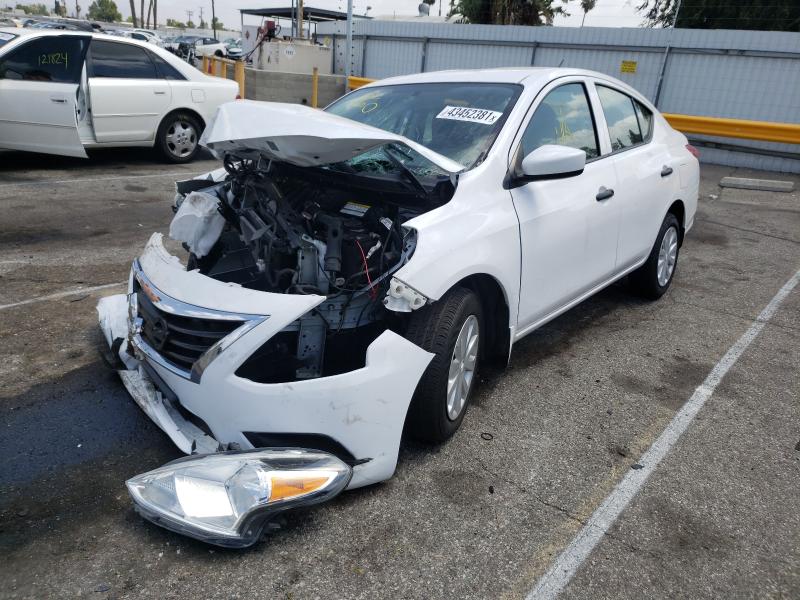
[520, 83, 600, 160]
[597, 85, 644, 151]
[148, 51, 186, 80]
[0, 35, 87, 83]
[89, 40, 157, 79]
[634, 99, 654, 142]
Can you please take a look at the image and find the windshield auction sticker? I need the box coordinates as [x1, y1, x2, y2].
[436, 106, 503, 125]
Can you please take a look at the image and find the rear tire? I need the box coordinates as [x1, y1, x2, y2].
[629, 213, 681, 300]
[156, 112, 202, 164]
[405, 287, 483, 443]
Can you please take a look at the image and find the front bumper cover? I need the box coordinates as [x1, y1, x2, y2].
[98, 233, 434, 489]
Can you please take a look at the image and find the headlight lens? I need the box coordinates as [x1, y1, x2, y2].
[127, 449, 352, 547]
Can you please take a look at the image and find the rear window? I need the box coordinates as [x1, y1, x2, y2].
[149, 50, 185, 80]
[89, 40, 156, 79]
[0, 34, 87, 83]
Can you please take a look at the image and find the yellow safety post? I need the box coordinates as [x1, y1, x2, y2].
[347, 76, 374, 90]
[234, 60, 245, 98]
[202, 55, 209, 74]
[311, 67, 319, 108]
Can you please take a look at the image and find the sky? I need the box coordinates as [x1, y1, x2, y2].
[102, 0, 643, 31]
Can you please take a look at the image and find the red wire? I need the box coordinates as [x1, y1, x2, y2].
[355, 239, 376, 298]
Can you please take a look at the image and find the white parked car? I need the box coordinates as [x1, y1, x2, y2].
[0, 28, 239, 162]
[192, 36, 227, 57]
[98, 68, 699, 546]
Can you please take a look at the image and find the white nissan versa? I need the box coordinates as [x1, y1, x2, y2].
[0, 28, 239, 162]
[97, 68, 700, 546]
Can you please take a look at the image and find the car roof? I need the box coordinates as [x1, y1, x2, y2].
[0, 28, 148, 45]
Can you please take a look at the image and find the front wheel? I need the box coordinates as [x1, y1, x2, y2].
[156, 112, 201, 163]
[404, 287, 483, 443]
[629, 213, 681, 299]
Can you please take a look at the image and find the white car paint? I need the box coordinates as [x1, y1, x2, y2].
[0, 28, 238, 158]
[99, 67, 699, 488]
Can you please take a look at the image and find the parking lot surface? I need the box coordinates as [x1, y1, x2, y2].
[1, 150, 798, 599]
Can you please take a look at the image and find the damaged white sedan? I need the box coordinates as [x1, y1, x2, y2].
[98, 68, 699, 547]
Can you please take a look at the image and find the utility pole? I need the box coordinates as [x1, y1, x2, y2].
[186, 9, 193, 27]
[671, 0, 683, 27]
[345, 0, 353, 80]
[211, 0, 216, 39]
[198, 6, 204, 29]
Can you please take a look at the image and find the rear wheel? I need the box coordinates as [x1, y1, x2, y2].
[405, 287, 483, 443]
[629, 213, 681, 299]
[156, 112, 201, 163]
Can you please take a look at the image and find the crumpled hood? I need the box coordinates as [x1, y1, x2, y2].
[200, 100, 465, 174]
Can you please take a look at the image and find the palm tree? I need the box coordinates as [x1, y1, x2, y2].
[580, 0, 596, 26]
[128, 0, 137, 26]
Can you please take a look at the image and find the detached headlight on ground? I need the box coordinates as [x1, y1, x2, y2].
[126, 449, 352, 547]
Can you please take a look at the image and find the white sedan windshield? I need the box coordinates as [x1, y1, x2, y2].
[326, 82, 522, 168]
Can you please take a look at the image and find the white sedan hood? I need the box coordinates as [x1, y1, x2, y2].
[200, 101, 464, 174]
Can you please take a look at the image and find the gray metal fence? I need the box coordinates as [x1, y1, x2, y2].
[316, 20, 800, 173]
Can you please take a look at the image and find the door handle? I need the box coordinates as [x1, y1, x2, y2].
[50, 97, 67, 104]
[154, 90, 166, 95]
[596, 187, 614, 201]
[661, 165, 674, 177]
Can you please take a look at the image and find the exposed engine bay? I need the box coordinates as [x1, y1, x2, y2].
[168, 151, 454, 384]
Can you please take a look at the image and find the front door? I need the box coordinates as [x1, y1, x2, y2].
[87, 39, 171, 143]
[0, 34, 90, 157]
[510, 81, 620, 331]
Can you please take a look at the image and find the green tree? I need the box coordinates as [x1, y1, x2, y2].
[87, 0, 121, 21]
[211, 16, 223, 30]
[15, 3, 49, 15]
[450, 0, 570, 25]
[637, 0, 800, 31]
[166, 17, 185, 28]
[185, 19, 195, 28]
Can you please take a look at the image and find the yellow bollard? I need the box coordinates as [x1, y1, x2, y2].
[202, 55, 209, 73]
[221, 61, 228, 80]
[311, 67, 319, 108]
[234, 60, 245, 98]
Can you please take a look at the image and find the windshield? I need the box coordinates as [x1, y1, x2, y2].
[325, 82, 522, 168]
[0, 32, 17, 48]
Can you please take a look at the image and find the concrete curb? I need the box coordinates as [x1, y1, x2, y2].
[719, 177, 795, 192]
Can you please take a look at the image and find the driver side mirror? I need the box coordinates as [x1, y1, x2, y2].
[513, 144, 586, 185]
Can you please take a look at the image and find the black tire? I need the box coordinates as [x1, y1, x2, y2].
[629, 213, 681, 300]
[214, 49, 224, 57]
[405, 287, 483, 443]
[156, 111, 202, 164]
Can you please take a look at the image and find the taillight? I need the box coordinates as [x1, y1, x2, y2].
[686, 144, 700, 159]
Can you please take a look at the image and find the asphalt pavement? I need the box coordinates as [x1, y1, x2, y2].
[0, 149, 798, 599]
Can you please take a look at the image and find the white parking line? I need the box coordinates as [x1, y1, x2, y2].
[0, 171, 198, 189]
[527, 267, 800, 600]
[0, 282, 125, 311]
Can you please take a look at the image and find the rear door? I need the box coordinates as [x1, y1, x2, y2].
[87, 39, 171, 143]
[0, 33, 90, 157]
[591, 82, 676, 270]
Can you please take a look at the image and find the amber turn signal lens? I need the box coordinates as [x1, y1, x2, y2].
[269, 473, 332, 502]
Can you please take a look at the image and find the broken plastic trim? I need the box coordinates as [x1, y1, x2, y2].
[127, 448, 352, 547]
[383, 277, 428, 312]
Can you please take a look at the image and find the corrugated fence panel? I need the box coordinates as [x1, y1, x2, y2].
[316, 21, 800, 172]
[364, 39, 423, 78]
[425, 42, 532, 71]
[532, 47, 664, 100]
